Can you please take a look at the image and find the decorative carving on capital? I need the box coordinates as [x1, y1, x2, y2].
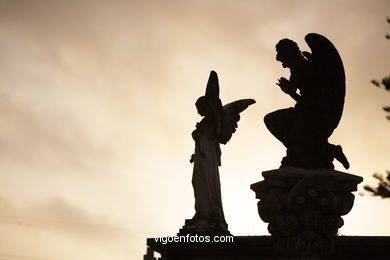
[251, 167, 363, 257]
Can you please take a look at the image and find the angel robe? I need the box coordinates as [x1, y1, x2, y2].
[191, 117, 226, 223]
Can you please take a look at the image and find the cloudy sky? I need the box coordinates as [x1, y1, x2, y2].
[0, 0, 389, 259]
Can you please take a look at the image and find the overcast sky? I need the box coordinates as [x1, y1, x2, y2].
[0, 0, 389, 259]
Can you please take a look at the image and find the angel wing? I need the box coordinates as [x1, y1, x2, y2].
[218, 99, 256, 144]
[304, 33, 345, 129]
[205, 70, 220, 99]
[196, 71, 223, 121]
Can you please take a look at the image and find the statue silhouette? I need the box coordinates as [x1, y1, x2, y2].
[264, 33, 350, 169]
[189, 71, 255, 233]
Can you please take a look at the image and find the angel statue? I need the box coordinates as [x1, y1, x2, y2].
[264, 33, 350, 169]
[183, 71, 255, 235]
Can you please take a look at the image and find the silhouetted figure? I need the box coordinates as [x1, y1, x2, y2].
[264, 33, 349, 169]
[188, 71, 255, 234]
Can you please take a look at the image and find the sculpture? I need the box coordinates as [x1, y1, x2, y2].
[182, 71, 255, 234]
[264, 33, 349, 169]
[251, 34, 363, 257]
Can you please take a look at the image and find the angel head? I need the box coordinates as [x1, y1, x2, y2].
[196, 71, 255, 144]
[276, 38, 303, 68]
[195, 96, 208, 116]
[195, 96, 222, 118]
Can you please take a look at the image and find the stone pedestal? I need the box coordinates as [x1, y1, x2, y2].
[250, 167, 363, 258]
[143, 246, 157, 260]
[147, 236, 390, 260]
[178, 218, 230, 236]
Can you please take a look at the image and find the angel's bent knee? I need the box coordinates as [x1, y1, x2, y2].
[264, 112, 276, 130]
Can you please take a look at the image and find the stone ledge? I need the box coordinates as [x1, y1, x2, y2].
[147, 236, 390, 260]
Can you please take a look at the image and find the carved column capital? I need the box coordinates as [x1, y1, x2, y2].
[251, 167, 363, 257]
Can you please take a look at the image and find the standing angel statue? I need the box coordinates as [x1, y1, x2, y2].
[185, 71, 255, 234]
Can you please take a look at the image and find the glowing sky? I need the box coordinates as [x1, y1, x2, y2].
[0, 0, 389, 259]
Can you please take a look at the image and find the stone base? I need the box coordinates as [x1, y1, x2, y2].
[147, 236, 390, 260]
[250, 167, 363, 258]
[178, 218, 231, 236]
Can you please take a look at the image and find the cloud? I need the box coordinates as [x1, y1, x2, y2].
[0, 194, 129, 236]
[0, 194, 137, 260]
[0, 90, 117, 177]
[0, 1, 389, 259]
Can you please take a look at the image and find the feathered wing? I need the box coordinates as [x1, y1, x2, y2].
[200, 71, 223, 126]
[205, 70, 220, 99]
[304, 33, 345, 129]
[218, 99, 256, 144]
